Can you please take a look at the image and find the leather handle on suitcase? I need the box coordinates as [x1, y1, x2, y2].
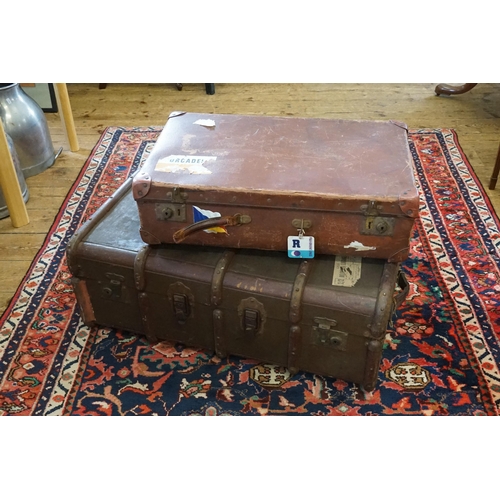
[173, 214, 252, 243]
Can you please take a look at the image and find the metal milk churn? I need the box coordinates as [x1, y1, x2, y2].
[0, 83, 58, 178]
[0, 132, 29, 219]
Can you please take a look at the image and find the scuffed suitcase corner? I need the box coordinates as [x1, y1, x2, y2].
[132, 170, 151, 200]
[139, 227, 162, 245]
[398, 187, 420, 219]
[389, 120, 409, 131]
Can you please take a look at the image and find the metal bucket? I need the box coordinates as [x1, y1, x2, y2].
[0, 132, 29, 219]
[0, 83, 57, 178]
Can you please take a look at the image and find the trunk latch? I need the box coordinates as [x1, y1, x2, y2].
[313, 317, 348, 351]
[172, 293, 190, 324]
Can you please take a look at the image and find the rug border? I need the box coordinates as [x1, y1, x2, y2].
[0, 127, 117, 324]
[447, 129, 500, 222]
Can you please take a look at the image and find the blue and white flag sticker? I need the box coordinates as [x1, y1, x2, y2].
[193, 206, 228, 235]
[287, 235, 315, 259]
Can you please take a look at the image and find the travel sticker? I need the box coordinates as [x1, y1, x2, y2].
[155, 155, 216, 174]
[193, 206, 228, 235]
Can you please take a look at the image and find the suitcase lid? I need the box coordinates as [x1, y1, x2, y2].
[133, 112, 419, 217]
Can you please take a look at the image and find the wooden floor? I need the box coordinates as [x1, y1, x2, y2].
[1, 83, 500, 315]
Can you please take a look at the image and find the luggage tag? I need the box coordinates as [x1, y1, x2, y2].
[287, 220, 315, 259]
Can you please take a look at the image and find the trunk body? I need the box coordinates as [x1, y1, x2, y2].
[68, 180, 408, 390]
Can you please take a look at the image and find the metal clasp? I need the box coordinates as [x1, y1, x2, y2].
[313, 317, 348, 351]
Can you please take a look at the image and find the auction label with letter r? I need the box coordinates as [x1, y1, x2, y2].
[287, 235, 315, 259]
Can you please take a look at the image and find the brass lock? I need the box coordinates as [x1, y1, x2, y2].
[155, 202, 186, 221]
[361, 216, 395, 236]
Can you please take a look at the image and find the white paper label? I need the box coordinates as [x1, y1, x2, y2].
[194, 119, 216, 128]
[332, 256, 362, 287]
[343, 240, 376, 252]
[155, 155, 216, 174]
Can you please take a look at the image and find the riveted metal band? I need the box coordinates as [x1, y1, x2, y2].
[370, 262, 400, 339]
[211, 250, 236, 306]
[213, 309, 225, 358]
[134, 244, 156, 342]
[287, 260, 312, 373]
[289, 260, 311, 324]
[288, 325, 301, 375]
[134, 245, 152, 291]
[363, 339, 383, 392]
[71, 278, 96, 326]
[66, 177, 134, 275]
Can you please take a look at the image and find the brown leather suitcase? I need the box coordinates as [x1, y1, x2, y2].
[67, 178, 408, 390]
[133, 112, 419, 262]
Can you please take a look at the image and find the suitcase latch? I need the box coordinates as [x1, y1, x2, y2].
[238, 297, 267, 336]
[313, 317, 348, 351]
[168, 282, 195, 325]
[243, 309, 260, 334]
[100, 273, 129, 302]
[172, 293, 190, 324]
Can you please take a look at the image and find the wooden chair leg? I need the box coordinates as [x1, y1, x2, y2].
[489, 142, 500, 190]
[54, 84, 79, 152]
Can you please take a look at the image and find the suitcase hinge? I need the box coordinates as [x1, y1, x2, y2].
[361, 200, 382, 217]
[167, 187, 188, 203]
[313, 317, 348, 351]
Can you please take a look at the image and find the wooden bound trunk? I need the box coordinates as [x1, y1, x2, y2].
[67, 179, 408, 390]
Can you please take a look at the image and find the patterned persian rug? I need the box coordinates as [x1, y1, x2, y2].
[1, 127, 499, 416]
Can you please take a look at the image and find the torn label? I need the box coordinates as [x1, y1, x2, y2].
[155, 155, 216, 174]
[343, 240, 377, 251]
[332, 256, 362, 287]
[194, 119, 216, 128]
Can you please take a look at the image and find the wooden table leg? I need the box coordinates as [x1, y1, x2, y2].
[0, 119, 29, 227]
[54, 83, 79, 152]
[489, 142, 500, 190]
[435, 83, 477, 96]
